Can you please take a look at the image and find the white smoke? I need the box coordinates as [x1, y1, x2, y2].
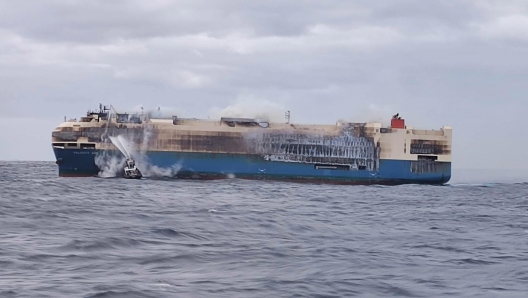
[208, 97, 287, 122]
[146, 107, 183, 119]
[339, 103, 396, 126]
[122, 105, 183, 119]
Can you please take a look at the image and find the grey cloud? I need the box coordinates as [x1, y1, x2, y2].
[0, 0, 527, 170]
[0, 1, 366, 43]
[370, 0, 482, 26]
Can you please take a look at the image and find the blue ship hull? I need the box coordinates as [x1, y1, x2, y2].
[53, 148, 451, 185]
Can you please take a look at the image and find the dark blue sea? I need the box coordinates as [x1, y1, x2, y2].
[1, 161, 528, 297]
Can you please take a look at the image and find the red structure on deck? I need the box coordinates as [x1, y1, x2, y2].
[391, 113, 405, 129]
[391, 118, 405, 129]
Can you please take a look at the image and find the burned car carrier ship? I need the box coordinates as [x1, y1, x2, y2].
[51, 105, 452, 184]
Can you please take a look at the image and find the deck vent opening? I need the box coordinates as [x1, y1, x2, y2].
[314, 164, 350, 171]
[418, 155, 438, 161]
[129, 114, 142, 124]
[81, 143, 96, 149]
[358, 165, 367, 170]
[221, 117, 268, 128]
[66, 143, 78, 147]
[116, 113, 129, 123]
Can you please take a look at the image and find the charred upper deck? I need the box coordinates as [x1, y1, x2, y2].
[52, 108, 452, 170]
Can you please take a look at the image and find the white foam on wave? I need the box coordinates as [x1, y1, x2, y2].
[141, 163, 182, 178]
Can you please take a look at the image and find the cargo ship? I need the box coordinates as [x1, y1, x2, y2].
[51, 105, 452, 184]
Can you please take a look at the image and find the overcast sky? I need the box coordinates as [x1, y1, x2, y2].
[0, 0, 526, 170]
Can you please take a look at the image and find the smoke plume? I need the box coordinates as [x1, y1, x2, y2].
[208, 97, 288, 122]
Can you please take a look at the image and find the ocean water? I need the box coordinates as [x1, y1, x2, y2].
[1, 161, 528, 298]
